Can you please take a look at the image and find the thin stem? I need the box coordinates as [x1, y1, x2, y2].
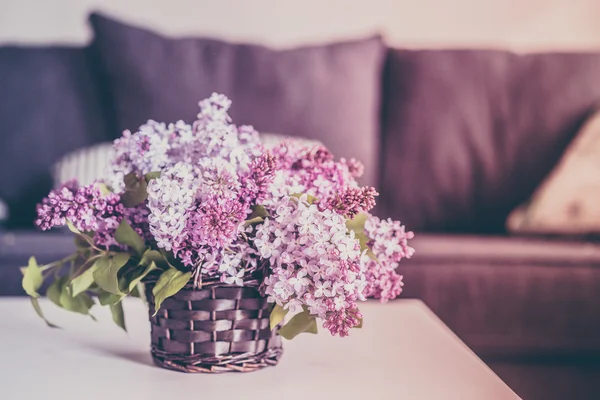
[39, 253, 78, 272]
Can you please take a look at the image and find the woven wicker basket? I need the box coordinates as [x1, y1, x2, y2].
[145, 282, 283, 373]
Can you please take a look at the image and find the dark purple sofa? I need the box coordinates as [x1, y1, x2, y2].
[3, 12, 600, 400]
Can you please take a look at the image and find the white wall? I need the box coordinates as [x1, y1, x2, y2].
[1, 0, 600, 51]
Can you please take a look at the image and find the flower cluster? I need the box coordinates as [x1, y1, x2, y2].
[35, 181, 124, 248]
[139, 95, 275, 273]
[257, 195, 367, 336]
[33, 93, 415, 338]
[107, 94, 261, 194]
[268, 142, 373, 210]
[363, 216, 415, 302]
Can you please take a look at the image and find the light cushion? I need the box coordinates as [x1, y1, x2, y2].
[89, 13, 385, 186]
[0, 45, 113, 227]
[507, 109, 600, 234]
[379, 49, 600, 233]
[52, 142, 114, 187]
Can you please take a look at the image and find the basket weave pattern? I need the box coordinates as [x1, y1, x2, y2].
[145, 284, 282, 373]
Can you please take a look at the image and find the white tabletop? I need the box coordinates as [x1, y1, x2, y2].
[0, 298, 519, 400]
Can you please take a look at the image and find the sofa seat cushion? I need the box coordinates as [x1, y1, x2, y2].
[400, 234, 600, 357]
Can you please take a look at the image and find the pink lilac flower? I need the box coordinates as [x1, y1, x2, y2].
[186, 196, 248, 249]
[323, 304, 363, 337]
[267, 142, 372, 215]
[362, 215, 415, 302]
[196, 158, 241, 201]
[239, 151, 277, 204]
[322, 186, 379, 219]
[340, 157, 364, 179]
[254, 195, 368, 336]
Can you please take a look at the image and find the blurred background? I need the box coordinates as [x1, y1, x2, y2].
[2, 0, 600, 49]
[3, 1, 600, 399]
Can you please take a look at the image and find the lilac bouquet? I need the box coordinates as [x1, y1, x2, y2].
[22, 94, 414, 338]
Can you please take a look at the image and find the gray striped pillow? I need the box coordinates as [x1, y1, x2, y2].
[52, 142, 114, 187]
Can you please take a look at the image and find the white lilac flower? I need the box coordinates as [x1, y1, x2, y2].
[147, 163, 197, 253]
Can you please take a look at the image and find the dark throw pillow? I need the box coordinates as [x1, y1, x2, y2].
[0, 45, 113, 227]
[88, 12, 385, 186]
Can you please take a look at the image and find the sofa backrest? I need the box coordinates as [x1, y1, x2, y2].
[378, 49, 600, 233]
[0, 45, 114, 227]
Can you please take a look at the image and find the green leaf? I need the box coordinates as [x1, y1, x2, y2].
[346, 212, 369, 232]
[290, 193, 317, 204]
[114, 219, 146, 255]
[93, 253, 130, 295]
[70, 264, 97, 297]
[346, 212, 377, 260]
[249, 204, 269, 219]
[67, 220, 96, 248]
[140, 250, 166, 267]
[125, 261, 158, 293]
[22, 257, 43, 297]
[66, 220, 81, 234]
[129, 284, 142, 298]
[98, 290, 122, 306]
[46, 277, 65, 307]
[269, 304, 288, 330]
[152, 268, 192, 315]
[159, 249, 179, 269]
[121, 172, 148, 207]
[96, 182, 111, 196]
[109, 301, 127, 331]
[356, 317, 363, 329]
[74, 234, 91, 250]
[59, 286, 95, 315]
[144, 171, 161, 181]
[30, 297, 59, 328]
[243, 216, 264, 228]
[278, 310, 318, 340]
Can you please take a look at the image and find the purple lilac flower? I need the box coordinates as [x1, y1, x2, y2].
[124, 204, 153, 243]
[36, 181, 123, 233]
